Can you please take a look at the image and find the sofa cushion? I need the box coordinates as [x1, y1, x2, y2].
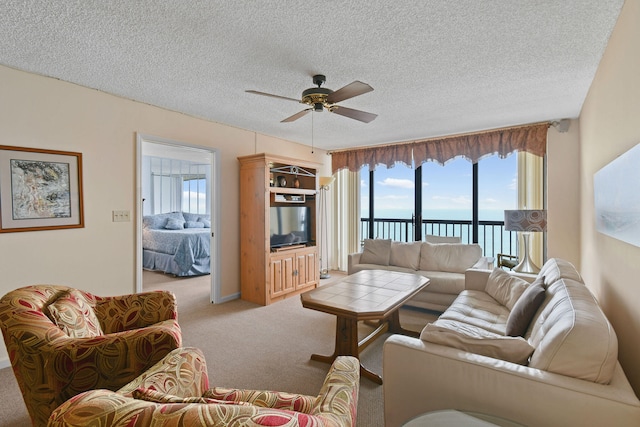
[417, 271, 465, 295]
[419, 242, 482, 273]
[47, 290, 103, 338]
[537, 257, 583, 286]
[389, 241, 422, 270]
[485, 268, 529, 310]
[505, 276, 546, 337]
[527, 277, 618, 384]
[424, 235, 461, 244]
[420, 319, 535, 365]
[360, 239, 391, 265]
[439, 290, 510, 335]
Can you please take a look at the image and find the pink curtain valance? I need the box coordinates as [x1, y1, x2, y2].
[331, 123, 548, 173]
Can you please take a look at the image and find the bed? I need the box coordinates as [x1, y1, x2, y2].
[142, 211, 211, 277]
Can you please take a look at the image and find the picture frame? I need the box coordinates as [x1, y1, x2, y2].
[0, 145, 84, 233]
[594, 142, 640, 248]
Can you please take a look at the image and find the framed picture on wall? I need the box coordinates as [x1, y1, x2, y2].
[0, 145, 84, 233]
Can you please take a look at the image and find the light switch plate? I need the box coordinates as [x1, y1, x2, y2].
[112, 210, 130, 222]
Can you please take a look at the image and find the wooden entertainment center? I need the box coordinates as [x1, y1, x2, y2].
[238, 153, 320, 305]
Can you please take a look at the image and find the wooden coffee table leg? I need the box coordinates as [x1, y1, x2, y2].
[387, 309, 420, 338]
[311, 315, 384, 385]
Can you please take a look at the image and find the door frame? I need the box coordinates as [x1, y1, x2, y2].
[135, 133, 221, 303]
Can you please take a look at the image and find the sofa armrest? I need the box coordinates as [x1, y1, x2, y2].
[94, 291, 178, 333]
[118, 347, 208, 397]
[205, 387, 316, 412]
[471, 256, 494, 270]
[464, 268, 492, 291]
[347, 253, 362, 275]
[312, 356, 360, 427]
[383, 335, 640, 427]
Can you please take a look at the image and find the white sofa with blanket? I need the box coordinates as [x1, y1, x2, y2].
[383, 258, 640, 427]
[348, 237, 493, 312]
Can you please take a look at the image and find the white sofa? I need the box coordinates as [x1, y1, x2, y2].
[348, 237, 493, 312]
[383, 258, 640, 427]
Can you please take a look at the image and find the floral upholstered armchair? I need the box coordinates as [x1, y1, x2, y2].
[0, 284, 182, 427]
[48, 347, 360, 427]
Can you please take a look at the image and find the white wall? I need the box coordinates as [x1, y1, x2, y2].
[578, 0, 640, 395]
[0, 65, 331, 366]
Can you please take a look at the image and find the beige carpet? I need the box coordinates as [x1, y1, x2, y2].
[0, 271, 438, 427]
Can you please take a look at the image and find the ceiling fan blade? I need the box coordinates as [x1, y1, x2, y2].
[246, 90, 301, 103]
[281, 108, 312, 123]
[326, 81, 373, 104]
[330, 106, 377, 123]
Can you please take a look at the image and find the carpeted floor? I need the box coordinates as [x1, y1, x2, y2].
[0, 271, 438, 427]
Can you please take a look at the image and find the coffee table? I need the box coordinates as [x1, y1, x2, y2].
[300, 269, 430, 384]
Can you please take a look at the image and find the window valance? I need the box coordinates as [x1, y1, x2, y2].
[331, 122, 548, 173]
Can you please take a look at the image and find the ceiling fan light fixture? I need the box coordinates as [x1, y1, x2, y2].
[313, 102, 324, 112]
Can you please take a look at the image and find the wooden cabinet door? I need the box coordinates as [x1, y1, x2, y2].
[271, 255, 295, 298]
[296, 250, 318, 290]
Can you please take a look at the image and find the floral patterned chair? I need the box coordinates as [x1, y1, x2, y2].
[48, 347, 360, 427]
[0, 284, 182, 427]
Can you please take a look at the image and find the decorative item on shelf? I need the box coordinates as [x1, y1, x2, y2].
[269, 174, 274, 187]
[504, 209, 547, 274]
[318, 176, 335, 279]
[277, 175, 286, 187]
[293, 176, 300, 188]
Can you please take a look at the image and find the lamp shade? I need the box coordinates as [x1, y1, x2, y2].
[504, 210, 547, 232]
[319, 176, 335, 189]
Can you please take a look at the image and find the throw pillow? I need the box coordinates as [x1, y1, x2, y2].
[420, 321, 535, 365]
[359, 239, 391, 266]
[389, 241, 421, 270]
[484, 268, 529, 310]
[506, 276, 546, 337]
[165, 218, 185, 230]
[198, 218, 211, 228]
[47, 290, 104, 338]
[185, 221, 205, 229]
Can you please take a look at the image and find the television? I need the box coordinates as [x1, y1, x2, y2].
[270, 206, 311, 248]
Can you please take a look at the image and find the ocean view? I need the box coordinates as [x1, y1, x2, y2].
[360, 208, 518, 258]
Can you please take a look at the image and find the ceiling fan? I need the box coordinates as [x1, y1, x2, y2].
[246, 74, 377, 123]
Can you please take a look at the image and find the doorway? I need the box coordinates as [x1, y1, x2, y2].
[135, 133, 221, 303]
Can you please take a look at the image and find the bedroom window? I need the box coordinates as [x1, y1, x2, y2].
[182, 176, 207, 214]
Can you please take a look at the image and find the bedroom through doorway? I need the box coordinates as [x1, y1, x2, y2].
[136, 134, 221, 303]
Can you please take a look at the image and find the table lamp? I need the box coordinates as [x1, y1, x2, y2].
[504, 209, 547, 274]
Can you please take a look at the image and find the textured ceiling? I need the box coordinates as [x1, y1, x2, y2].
[0, 1, 624, 151]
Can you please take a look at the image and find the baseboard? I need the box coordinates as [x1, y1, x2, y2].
[217, 292, 240, 304]
[0, 357, 10, 370]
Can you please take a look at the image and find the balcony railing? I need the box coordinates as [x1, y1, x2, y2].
[360, 217, 519, 259]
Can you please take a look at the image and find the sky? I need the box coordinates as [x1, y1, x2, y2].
[361, 153, 518, 221]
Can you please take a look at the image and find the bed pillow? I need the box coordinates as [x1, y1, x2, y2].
[485, 268, 529, 310]
[506, 276, 546, 337]
[165, 218, 185, 230]
[143, 212, 185, 229]
[360, 239, 391, 265]
[181, 212, 199, 222]
[46, 290, 103, 338]
[420, 320, 534, 365]
[198, 218, 211, 228]
[185, 221, 205, 229]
